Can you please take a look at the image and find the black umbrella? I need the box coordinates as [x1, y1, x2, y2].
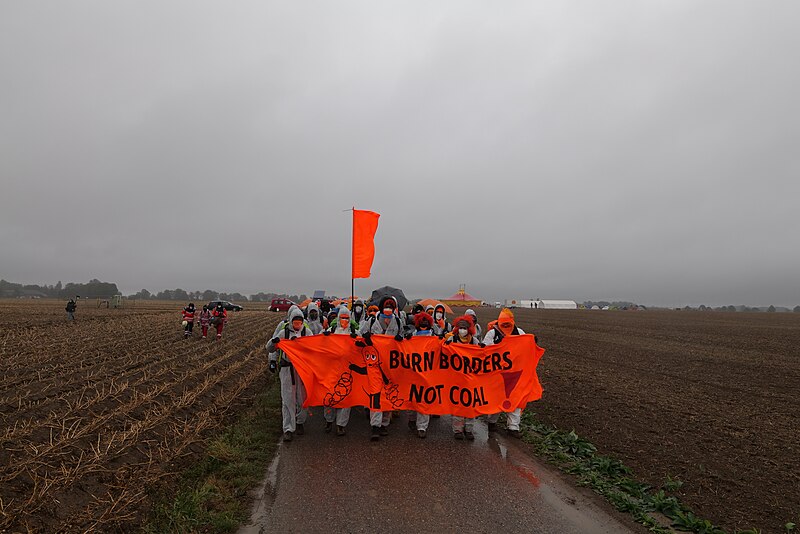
[368, 286, 408, 310]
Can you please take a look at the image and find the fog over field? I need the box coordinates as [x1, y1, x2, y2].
[1, 1, 798, 307]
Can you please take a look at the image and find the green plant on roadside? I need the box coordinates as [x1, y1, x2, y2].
[664, 474, 684, 492]
[519, 411, 764, 534]
[786, 521, 796, 532]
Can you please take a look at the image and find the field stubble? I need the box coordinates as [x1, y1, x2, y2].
[467, 307, 799, 534]
[0, 299, 280, 532]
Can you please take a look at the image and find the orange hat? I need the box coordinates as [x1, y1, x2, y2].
[497, 308, 515, 336]
[367, 305, 379, 316]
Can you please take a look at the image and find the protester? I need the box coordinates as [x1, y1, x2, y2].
[351, 299, 366, 325]
[483, 308, 527, 438]
[211, 303, 227, 340]
[361, 296, 405, 439]
[198, 304, 212, 339]
[432, 303, 452, 338]
[407, 312, 434, 438]
[465, 308, 482, 340]
[181, 303, 196, 338]
[321, 307, 356, 436]
[65, 298, 77, 321]
[305, 302, 324, 335]
[358, 305, 380, 334]
[267, 307, 313, 441]
[446, 315, 480, 440]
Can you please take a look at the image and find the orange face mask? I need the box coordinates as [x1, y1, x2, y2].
[497, 309, 515, 336]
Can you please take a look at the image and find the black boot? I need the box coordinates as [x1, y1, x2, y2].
[370, 426, 380, 441]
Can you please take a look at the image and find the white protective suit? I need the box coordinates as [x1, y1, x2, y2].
[267, 307, 313, 433]
[323, 307, 353, 429]
[305, 302, 324, 335]
[483, 325, 526, 431]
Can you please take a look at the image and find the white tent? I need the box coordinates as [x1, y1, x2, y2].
[536, 299, 577, 310]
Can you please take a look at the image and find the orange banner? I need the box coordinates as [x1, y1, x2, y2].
[352, 209, 380, 279]
[279, 334, 544, 417]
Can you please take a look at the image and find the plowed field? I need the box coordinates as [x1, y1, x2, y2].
[466, 307, 799, 534]
[0, 299, 281, 532]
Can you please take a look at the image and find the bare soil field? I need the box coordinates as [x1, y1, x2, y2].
[465, 307, 799, 533]
[0, 299, 281, 532]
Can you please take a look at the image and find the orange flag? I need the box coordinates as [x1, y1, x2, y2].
[352, 209, 380, 279]
[279, 334, 545, 417]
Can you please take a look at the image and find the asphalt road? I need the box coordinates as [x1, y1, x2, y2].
[240, 410, 638, 534]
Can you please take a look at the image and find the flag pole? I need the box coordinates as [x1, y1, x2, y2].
[351, 206, 355, 311]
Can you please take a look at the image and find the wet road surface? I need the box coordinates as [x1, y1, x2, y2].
[240, 410, 638, 533]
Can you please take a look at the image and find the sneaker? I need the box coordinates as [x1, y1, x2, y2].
[324, 421, 333, 433]
[202, 336, 206, 339]
[454, 431, 464, 440]
[507, 428, 522, 439]
[417, 429, 426, 439]
[464, 430, 475, 441]
[407, 420, 416, 430]
[283, 431, 293, 442]
[370, 426, 380, 441]
[487, 422, 498, 433]
[296, 423, 305, 436]
[336, 425, 346, 436]
[379, 426, 389, 436]
[216, 335, 222, 340]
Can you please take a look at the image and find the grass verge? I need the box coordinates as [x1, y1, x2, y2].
[144, 379, 282, 533]
[518, 410, 769, 534]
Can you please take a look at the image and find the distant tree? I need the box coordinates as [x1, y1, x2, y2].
[55, 281, 62, 292]
[767, 305, 776, 313]
[794, 306, 800, 313]
[172, 288, 189, 301]
[131, 289, 151, 300]
[727, 305, 737, 312]
[698, 305, 707, 311]
[202, 290, 217, 301]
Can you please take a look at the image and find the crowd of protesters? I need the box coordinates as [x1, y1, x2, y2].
[267, 297, 531, 443]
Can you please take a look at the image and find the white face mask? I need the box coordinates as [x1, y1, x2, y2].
[383, 308, 393, 315]
[458, 328, 468, 337]
[435, 312, 443, 320]
[355, 306, 362, 313]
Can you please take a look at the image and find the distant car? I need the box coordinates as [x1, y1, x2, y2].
[269, 298, 295, 312]
[208, 300, 243, 312]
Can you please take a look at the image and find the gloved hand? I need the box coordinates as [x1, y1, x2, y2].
[478, 342, 486, 348]
[323, 330, 331, 336]
[268, 361, 277, 373]
[444, 339, 452, 345]
[362, 332, 373, 346]
[350, 332, 357, 338]
[438, 334, 444, 340]
[394, 334, 404, 341]
[405, 333, 413, 340]
[271, 337, 280, 345]
[290, 336, 297, 341]
[534, 335, 539, 343]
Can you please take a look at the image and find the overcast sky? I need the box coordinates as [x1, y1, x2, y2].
[1, 1, 798, 307]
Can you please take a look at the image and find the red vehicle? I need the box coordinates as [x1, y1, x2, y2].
[269, 298, 296, 312]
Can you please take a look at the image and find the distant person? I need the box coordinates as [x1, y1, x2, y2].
[446, 316, 481, 440]
[65, 298, 77, 321]
[212, 303, 227, 340]
[198, 305, 212, 339]
[182, 303, 196, 338]
[483, 308, 527, 439]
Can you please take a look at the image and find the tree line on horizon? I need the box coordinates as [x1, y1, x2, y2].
[0, 279, 305, 304]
